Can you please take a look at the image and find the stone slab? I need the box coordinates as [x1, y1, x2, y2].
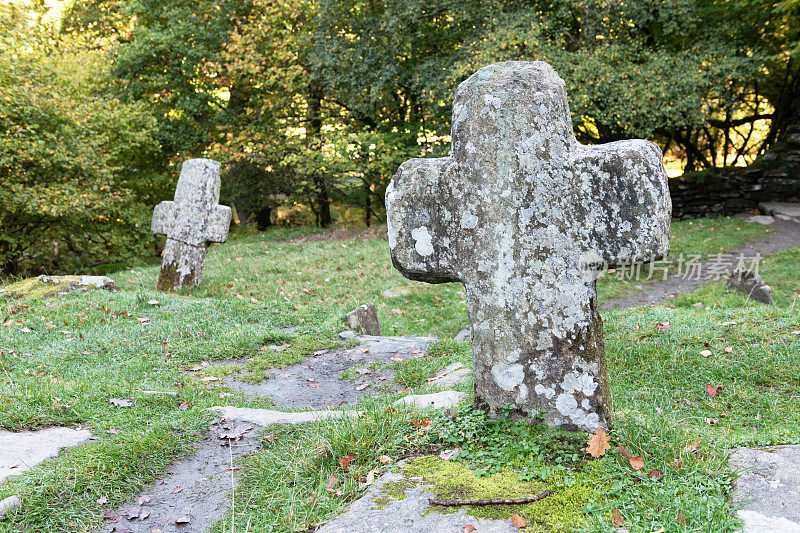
[427, 362, 471, 387]
[317, 469, 516, 533]
[731, 445, 800, 532]
[760, 202, 800, 218]
[0, 427, 92, 483]
[748, 215, 776, 226]
[394, 391, 465, 410]
[210, 407, 360, 426]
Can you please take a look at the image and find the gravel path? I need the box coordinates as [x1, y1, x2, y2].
[603, 218, 800, 309]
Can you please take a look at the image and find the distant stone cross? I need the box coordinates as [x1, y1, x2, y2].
[387, 62, 671, 432]
[152, 159, 231, 291]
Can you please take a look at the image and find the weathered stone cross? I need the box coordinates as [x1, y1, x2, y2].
[152, 158, 231, 291]
[387, 62, 671, 431]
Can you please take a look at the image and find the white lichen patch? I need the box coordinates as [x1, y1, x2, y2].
[460, 212, 478, 229]
[411, 226, 434, 257]
[491, 364, 524, 391]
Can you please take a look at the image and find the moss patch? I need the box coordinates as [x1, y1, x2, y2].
[379, 456, 601, 532]
[0, 276, 106, 300]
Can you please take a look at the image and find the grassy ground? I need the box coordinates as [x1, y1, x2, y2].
[0, 216, 795, 532]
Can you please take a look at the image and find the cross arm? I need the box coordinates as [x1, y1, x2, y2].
[386, 157, 463, 284]
[570, 139, 671, 265]
[203, 205, 232, 244]
[151, 201, 175, 237]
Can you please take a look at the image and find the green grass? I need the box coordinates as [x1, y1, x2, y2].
[0, 216, 792, 532]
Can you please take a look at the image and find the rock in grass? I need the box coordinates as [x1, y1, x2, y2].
[726, 268, 773, 304]
[152, 158, 231, 291]
[343, 303, 382, 336]
[0, 495, 21, 517]
[428, 363, 471, 387]
[0, 275, 117, 299]
[394, 391, 465, 410]
[386, 61, 671, 431]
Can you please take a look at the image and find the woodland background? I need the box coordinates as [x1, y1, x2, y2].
[1, 0, 798, 275]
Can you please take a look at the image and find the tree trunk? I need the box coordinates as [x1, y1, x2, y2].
[307, 79, 332, 228]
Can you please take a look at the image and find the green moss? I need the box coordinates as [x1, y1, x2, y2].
[378, 456, 602, 532]
[1, 276, 83, 299]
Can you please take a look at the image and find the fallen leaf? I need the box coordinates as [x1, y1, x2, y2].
[684, 439, 702, 454]
[125, 507, 140, 519]
[390, 308, 403, 315]
[359, 469, 377, 488]
[511, 513, 526, 529]
[439, 447, 462, 461]
[147, 300, 160, 305]
[724, 346, 733, 353]
[250, 297, 258, 303]
[177, 400, 190, 411]
[700, 349, 713, 357]
[136, 317, 150, 323]
[326, 474, 339, 492]
[136, 495, 151, 506]
[411, 419, 431, 428]
[97, 495, 108, 504]
[109, 398, 133, 408]
[615, 445, 632, 459]
[462, 526, 476, 533]
[612, 508, 625, 527]
[586, 428, 611, 457]
[355, 383, 370, 391]
[339, 456, 355, 470]
[676, 511, 687, 525]
[172, 486, 183, 494]
[705, 384, 723, 398]
[669, 458, 684, 469]
[629, 455, 645, 471]
[379, 455, 392, 465]
[648, 469, 664, 480]
[655, 322, 671, 332]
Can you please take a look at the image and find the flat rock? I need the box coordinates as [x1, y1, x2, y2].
[343, 303, 382, 336]
[394, 391, 465, 410]
[317, 469, 515, 533]
[748, 215, 776, 226]
[0, 427, 92, 483]
[219, 335, 438, 409]
[760, 202, 800, 219]
[731, 445, 800, 532]
[382, 287, 412, 298]
[210, 406, 360, 426]
[453, 327, 470, 342]
[427, 362, 471, 387]
[0, 275, 117, 299]
[0, 495, 21, 518]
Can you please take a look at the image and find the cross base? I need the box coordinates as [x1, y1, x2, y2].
[157, 239, 208, 291]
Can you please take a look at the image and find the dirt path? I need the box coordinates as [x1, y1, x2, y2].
[100, 335, 437, 532]
[221, 335, 437, 409]
[603, 218, 800, 309]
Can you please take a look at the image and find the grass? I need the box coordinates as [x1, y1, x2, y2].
[0, 215, 794, 532]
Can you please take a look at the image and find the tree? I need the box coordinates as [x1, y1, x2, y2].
[0, 3, 164, 276]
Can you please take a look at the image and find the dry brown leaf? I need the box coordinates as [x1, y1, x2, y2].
[615, 445, 632, 459]
[359, 469, 376, 488]
[411, 419, 431, 428]
[705, 384, 723, 398]
[136, 495, 151, 506]
[612, 508, 625, 527]
[338, 456, 354, 470]
[510, 513, 526, 529]
[586, 428, 611, 457]
[684, 439, 702, 454]
[462, 526, 476, 533]
[629, 455, 645, 471]
[326, 474, 339, 492]
[648, 469, 664, 480]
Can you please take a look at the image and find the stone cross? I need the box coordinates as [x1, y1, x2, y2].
[386, 62, 671, 432]
[152, 158, 231, 291]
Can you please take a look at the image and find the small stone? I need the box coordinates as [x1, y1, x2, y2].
[454, 327, 471, 342]
[0, 495, 21, 517]
[394, 391, 465, 410]
[338, 330, 358, 340]
[427, 363, 471, 387]
[748, 215, 775, 226]
[726, 268, 773, 304]
[343, 303, 382, 336]
[382, 287, 411, 299]
[152, 159, 232, 291]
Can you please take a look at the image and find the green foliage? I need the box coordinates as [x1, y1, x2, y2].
[0, 4, 165, 276]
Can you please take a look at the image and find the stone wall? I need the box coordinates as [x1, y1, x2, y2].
[669, 129, 800, 219]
